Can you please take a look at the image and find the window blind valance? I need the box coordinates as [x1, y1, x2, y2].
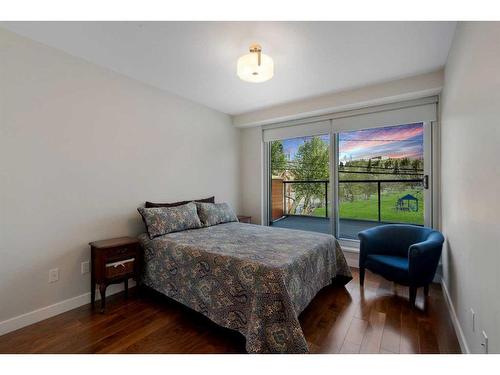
[331, 103, 436, 132]
[262, 120, 331, 142]
[262, 97, 437, 141]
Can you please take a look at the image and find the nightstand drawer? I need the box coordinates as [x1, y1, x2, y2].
[105, 258, 135, 279]
[104, 245, 137, 261]
[237, 215, 252, 224]
[90, 236, 141, 312]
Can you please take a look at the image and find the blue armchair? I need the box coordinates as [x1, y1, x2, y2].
[358, 224, 444, 306]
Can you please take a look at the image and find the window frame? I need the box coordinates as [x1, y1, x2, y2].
[262, 97, 439, 252]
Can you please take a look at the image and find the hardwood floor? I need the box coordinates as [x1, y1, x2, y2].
[0, 268, 461, 354]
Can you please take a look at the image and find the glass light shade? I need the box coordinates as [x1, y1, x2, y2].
[237, 52, 274, 83]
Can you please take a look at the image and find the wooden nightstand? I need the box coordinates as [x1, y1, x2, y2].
[237, 215, 252, 224]
[89, 236, 142, 312]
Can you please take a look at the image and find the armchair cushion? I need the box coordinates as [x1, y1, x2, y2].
[365, 255, 409, 284]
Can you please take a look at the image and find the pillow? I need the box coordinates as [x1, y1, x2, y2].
[195, 202, 238, 227]
[145, 196, 215, 208]
[138, 202, 202, 239]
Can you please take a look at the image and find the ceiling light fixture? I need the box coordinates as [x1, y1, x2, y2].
[237, 43, 274, 83]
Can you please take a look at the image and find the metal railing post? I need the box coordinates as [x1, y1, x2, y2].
[325, 181, 328, 218]
[377, 181, 381, 222]
[283, 182, 286, 216]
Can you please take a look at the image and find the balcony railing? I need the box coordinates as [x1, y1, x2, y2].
[283, 180, 329, 218]
[277, 178, 424, 224]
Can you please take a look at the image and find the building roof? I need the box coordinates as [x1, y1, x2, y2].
[399, 194, 418, 201]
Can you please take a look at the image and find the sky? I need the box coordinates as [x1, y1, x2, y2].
[339, 122, 423, 162]
[280, 123, 423, 162]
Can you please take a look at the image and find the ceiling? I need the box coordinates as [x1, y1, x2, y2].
[1, 22, 456, 115]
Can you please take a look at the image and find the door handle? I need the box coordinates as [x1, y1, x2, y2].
[423, 175, 429, 189]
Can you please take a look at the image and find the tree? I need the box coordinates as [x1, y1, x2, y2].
[393, 160, 400, 174]
[270, 141, 287, 176]
[290, 137, 329, 214]
[411, 158, 422, 173]
[401, 157, 410, 168]
[384, 158, 394, 169]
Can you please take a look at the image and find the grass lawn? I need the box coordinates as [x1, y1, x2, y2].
[312, 189, 424, 225]
[313, 207, 327, 217]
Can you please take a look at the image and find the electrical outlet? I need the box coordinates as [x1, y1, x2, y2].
[471, 308, 475, 332]
[481, 331, 488, 354]
[48, 268, 59, 283]
[81, 260, 90, 274]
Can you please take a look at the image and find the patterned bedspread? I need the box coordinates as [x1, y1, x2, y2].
[138, 222, 352, 353]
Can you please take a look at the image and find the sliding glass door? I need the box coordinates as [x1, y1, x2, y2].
[336, 122, 430, 240]
[268, 134, 332, 234]
[264, 99, 436, 243]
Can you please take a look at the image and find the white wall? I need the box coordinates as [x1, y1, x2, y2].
[239, 126, 263, 224]
[0, 28, 240, 324]
[440, 22, 500, 353]
[233, 70, 444, 127]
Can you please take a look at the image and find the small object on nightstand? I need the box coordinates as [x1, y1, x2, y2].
[237, 215, 252, 224]
[89, 236, 142, 313]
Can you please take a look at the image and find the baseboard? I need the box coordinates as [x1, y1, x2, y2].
[440, 278, 470, 353]
[341, 246, 359, 268]
[0, 282, 134, 337]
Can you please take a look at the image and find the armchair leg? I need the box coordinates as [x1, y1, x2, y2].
[409, 286, 417, 307]
[424, 284, 429, 297]
[359, 267, 365, 287]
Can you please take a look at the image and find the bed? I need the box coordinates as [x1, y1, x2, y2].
[138, 221, 352, 353]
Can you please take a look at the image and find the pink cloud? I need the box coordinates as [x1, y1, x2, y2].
[340, 124, 423, 154]
[386, 150, 422, 159]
